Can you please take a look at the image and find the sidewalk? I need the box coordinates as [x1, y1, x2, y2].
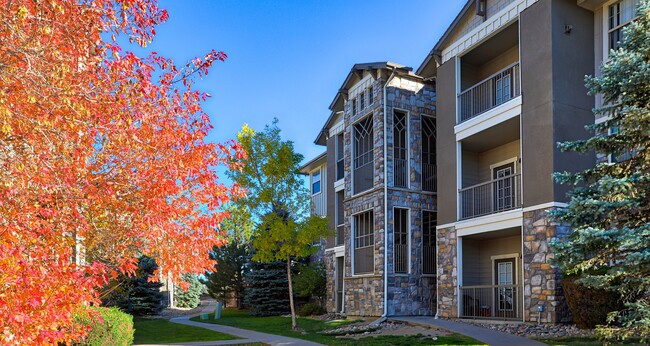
[391, 316, 547, 346]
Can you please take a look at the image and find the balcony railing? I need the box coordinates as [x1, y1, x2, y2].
[336, 225, 344, 246]
[458, 63, 520, 123]
[461, 285, 522, 320]
[422, 245, 436, 275]
[422, 163, 437, 192]
[394, 243, 407, 273]
[394, 158, 408, 188]
[459, 173, 521, 220]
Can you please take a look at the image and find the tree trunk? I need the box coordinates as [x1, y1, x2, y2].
[287, 258, 297, 331]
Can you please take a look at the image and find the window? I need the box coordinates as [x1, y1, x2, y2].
[353, 211, 374, 274]
[495, 73, 512, 105]
[608, 0, 639, 52]
[393, 208, 409, 273]
[359, 91, 365, 112]
[352, 98, 357, 115]
[393, 110, 408, 188]
[335, 191, 344, 246]
[311, 169, 321, 194]
[609, 126, 636, 162]
[368, 86, 373, 105]
[422, 211, 436, 275]
[422, 116, 436, 192]
[336, 134, 344, 181]
[353, 116, 374, 194]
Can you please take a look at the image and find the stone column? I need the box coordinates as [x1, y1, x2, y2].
[437, 225, 458, 318]
[522, 207, 571, 323]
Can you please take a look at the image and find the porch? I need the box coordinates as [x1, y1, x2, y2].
[460, 227, 523, 321]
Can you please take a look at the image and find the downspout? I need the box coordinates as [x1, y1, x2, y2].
[381, 67, 398, 318]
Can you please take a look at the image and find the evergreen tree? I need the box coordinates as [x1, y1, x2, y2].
[174, 274, 204, 308]
[243, 260, 291, 316]
[101, 256, 163, 316]
[551, 1, 650, 341]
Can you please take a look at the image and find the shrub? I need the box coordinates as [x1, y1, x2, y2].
[74, 306, 134, 346]
[298, 303, 325, 316]
[293, 262, 326, 304]
[562, 275, 624, 329]
[174, 274, 204, 308]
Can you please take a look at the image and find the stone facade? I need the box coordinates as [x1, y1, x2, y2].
[523, 207, 571, 323]
[436, 225, 458, 318]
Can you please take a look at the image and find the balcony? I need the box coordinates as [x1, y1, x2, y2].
[458, 63, 520, 123]
[459, 173, 521, 220]
[461, 285, 522, 320]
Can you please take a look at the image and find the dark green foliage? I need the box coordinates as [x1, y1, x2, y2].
[244, 260, 290, 316]
[562, 275, 624, 329]
[203, 242, 249, 309]
[74, 306, 134, 346]
[293, 262, 326, 304]
[174, 274, 204, 308]
[101, 256, 163, 316]
[550, 1, 650, 341]
[297, 303, 326, 316]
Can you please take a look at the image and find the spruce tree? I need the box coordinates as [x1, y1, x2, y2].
[243, 260, 291, 316]
[551, 1, 650, 341]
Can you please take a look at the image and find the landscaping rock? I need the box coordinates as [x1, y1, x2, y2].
[460, 320, 595, 339]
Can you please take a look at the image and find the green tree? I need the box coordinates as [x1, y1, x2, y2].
[228, 120, 331, 330]
[244, 260, 291, 316]
[101, 256, 163, 316]
[294, 262, 327, 305]
[203, 204, 253, 308]
[174, 274, 204, 308]
[551, 2, 650, 341]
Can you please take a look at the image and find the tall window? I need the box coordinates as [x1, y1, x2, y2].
[311, 169, 321, 194]
[422, 116, 436, 192]
[353, 116, 374, 194]
[353, 211, 374, 274]
[335, 191, 344, 246]
[359, 91, 365, 112]
[393, 208, 409, 274]
[368, 86, 373, 105]
[393, 111, 408, 188]
[352, 98, 357, 115]
[422, 211, 436, 275]
[608, 0, 639, 52]
[336, 134, 344, 181]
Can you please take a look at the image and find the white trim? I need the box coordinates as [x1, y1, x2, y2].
[455, 96, 522, 141]
[489, 157, 518, 174]
[436, 222, 456, 230]
[456, 209, 523, 237]
[456, 236, 463, 318]
[310, 167, 322, 196]
[392, 207, 411, 274]
[329, 118, 345, 137]
[333, 245, 345, 257]
[351, 208, 375, 276]
[595, 114, 612, 124]
[350, 112, 374, 197]
[441, 0, 537, 63]
[491, 253, 519, 285]
[456, 141, 463, 221]
[521, 202, 568, 212]
[334, 178, 345, 192]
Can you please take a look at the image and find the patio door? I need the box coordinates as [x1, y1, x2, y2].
[492, 163, 514, 211]
[494, 258, 516, 316]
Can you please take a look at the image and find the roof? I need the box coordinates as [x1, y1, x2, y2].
[315, 62, 423, 145]
[416, 0, 474, 77]
[299, 151, 327, 175]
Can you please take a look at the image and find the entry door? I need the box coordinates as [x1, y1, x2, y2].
[494, 258, 515, 314]
[495, 73, 512, 105]
[336, 257, 344, 313]
[493, 163, 514, 211]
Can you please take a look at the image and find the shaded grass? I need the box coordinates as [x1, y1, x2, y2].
[536, 336, 646, 346]
[133, 317, 239, 344]
[191, 309, 485, 345]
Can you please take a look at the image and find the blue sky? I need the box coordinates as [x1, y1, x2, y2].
[144, 0, 465, 168]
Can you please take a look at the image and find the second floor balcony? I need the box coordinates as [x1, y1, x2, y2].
[459, 173, 521, 220]
[458, 63, 520, 123]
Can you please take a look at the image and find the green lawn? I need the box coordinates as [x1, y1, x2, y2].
[133, 317, 239, 344]
[536, 336, 646, 346]
[190, 309, 485, 345]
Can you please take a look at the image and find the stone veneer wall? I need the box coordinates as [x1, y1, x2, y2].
[436, 225, 458, 318]
[522, 207, 571, 323]
[324, 251, 337, 313]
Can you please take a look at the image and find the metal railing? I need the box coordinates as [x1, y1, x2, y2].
[394, 158, 408, 188]
[394, 243, 407, 273]
[336, 225, 344, 246]
[459, 173, 521, 220]
[460, 285, 522, 320]
[422, 245, 436, 275]
[458, 63, 520, 123]
[422, 163, 437, 192]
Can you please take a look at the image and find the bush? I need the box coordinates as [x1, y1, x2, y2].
[74, 306, 134, 346]
[562, 275, 624, 329]
[298, 303, 325, 316]
[174, 274, 204, 308]
[293, 262, 326, 304]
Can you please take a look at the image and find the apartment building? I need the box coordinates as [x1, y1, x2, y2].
[301, 62, 437, 316]
[302, 0, 633, 322]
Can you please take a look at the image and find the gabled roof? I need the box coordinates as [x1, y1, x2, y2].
[417, 0, 474, 77]
[315, 62, 421, 145]
[299, 151, 327, 175]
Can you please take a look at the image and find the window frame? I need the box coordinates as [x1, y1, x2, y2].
[393, 207, 410, 274]
[603, 0, 640, 59]
[422, 210, 437, 276]
[352, 209, 375, 275]
[352, 114, 374, 195]
[421, 115, 436, 192]
[311, 168, 321, 195]
[393, 109, 409, 188]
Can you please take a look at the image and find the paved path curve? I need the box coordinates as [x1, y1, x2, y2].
[391, 316, 547, 346]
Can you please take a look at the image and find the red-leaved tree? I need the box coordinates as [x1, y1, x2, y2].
[0, 1, 244, 344]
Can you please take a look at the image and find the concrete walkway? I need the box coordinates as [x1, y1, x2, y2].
[391, 316, 547, 346]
